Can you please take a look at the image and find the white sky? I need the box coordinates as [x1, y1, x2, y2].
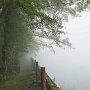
[36, 11, 90, 90]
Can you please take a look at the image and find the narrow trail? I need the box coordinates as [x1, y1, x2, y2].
[0, 59, 40, 90]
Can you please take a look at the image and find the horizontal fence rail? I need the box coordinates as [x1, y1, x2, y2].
[46, 73, 60, 90]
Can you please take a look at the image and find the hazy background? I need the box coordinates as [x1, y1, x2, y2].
[35, 11, 90, 90]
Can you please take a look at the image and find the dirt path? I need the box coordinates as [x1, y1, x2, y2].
[0, 60, 41, 90]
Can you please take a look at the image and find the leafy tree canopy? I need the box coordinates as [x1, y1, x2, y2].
[0, 0, 90, 75]
[0, 0, 90, 54]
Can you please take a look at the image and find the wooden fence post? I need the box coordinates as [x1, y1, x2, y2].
[41, 67, 46, 90]
[35, 61, 38, 82]
[31, 58, 35, 71]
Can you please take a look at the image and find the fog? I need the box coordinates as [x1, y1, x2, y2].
[36, 12, 90, 90]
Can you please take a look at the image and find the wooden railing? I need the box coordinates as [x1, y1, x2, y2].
[46, 73, 60, 90]
[31, 58, 60, 90]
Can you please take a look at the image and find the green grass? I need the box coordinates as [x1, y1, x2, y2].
[0, 60, 41, 90]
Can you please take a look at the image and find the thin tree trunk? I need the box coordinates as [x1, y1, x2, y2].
[1, 6, 8, 74]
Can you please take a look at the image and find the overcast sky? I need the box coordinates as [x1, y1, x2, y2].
[36, 11, 90, 90]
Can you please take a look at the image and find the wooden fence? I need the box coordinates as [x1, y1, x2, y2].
[31, 58, 60, 90]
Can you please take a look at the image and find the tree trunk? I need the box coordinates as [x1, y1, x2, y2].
[1, 16, 8, 74]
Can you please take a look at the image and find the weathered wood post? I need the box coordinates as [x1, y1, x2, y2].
[31, 58, 35, 71]
[35, 61, 38, 82]
[41, 67, 46, 90]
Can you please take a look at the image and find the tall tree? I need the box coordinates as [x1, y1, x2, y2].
[0, 0, 90, 74]
[0, 1, 38, 74]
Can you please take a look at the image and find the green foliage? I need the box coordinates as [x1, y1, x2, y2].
[0, 0, 90, 74]
[0, 3, 39, 74]
[14, 0, 68, 47]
